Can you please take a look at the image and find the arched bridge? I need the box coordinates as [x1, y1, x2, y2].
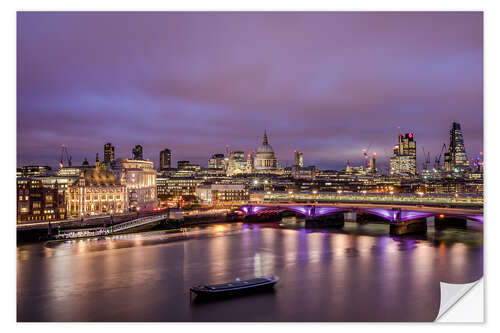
[240, 203, 483, 223]
[239, 203, 483, 235]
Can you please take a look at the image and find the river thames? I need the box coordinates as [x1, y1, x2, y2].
[17, 219, 483, 322]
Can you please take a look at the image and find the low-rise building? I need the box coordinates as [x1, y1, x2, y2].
[157, 177, 203, 200]
[20, 165, 53, 177]
[17, 178, 66, 223]
[291, 165, 316, 180]
[196, 184, 249, 204]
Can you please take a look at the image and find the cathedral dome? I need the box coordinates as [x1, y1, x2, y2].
[256, 131, 275, 154]
[254, 130, 278, 171]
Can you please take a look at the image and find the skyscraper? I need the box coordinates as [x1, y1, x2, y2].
[227, 151, 246, 176]
[368, 153, 377, 173]
[159, 148, 171, 170]
[294, 150, 304, 167]
[208, 153, 225, 169]
[390, 133, 417, 176]
[132, 145, 143, 160]
[104, 143, 115, 164]
[444, 122, 469, 172]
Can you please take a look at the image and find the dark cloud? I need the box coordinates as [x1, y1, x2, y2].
[17, 12, 483, 169]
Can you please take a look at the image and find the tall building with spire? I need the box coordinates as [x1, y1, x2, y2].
[444, 122, 469, 172]
[253, 130, 278, 171]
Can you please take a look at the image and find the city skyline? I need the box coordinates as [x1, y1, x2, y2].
[17, 124, 479, 172]
[17, 12, 483, 169]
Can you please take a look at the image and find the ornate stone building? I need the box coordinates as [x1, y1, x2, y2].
[253, 130, 278, 171]
[112, 158, 158, 211]
[66, 168, 127, 217]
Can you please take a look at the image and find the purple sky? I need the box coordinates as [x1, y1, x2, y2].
[17, 12, 483, 170]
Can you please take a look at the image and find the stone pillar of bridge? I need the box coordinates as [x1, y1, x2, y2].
[389, 217, 427, 236]
[344, 211, 357, 222]
[434, 215, 467, 230]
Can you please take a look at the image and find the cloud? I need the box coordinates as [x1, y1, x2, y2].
[17, 12, 483, 169]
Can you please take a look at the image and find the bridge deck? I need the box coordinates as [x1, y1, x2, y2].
[240, 203, 483, 223]
[54, 213, 169, 240]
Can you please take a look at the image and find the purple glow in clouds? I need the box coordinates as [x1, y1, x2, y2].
[17, 12, 483, 169]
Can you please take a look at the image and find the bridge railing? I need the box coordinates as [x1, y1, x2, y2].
[260, 192, 483, 207]
[113, 213, 169, 232]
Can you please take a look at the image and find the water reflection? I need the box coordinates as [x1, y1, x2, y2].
[17, 221, 482, 322]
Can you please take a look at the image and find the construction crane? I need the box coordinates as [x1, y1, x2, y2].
[434, 143, 447, 170]
[59, 144, 72, 169]
[362, 142, 373, 168]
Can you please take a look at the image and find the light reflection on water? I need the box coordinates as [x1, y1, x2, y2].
[17, 221, 483, 322]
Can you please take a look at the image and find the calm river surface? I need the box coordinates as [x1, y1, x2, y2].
[17, 219, 483, 322]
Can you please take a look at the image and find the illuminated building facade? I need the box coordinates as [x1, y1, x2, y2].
[246, 154, 254, 173]
[368, 155, 377, 173]
[157, 177, 202, 199]
[177, 160, 190, 169]
[196, 184, 249, 203]
[112, 158, 157, 211]
[294, 150, 304, 167]
[57, 166, 84, 177]
[390, 133, 417, 176]
[17, 178, 66, 222]
[208, 153, 225, 169]
[66, 168, 126, 217]
[291, 165, 316, 180]
[159, 148, 172, 170]
[20, 166, 52, 177]
[174, 163, 201, 177]
[444, 122, 469, 172]
[227, 151, 247, 176]
[104, 143, 115, 164]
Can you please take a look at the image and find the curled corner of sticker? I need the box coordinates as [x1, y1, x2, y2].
[435, 278, 483, 322]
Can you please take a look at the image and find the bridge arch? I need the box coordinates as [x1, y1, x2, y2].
[239, 205, 482, 224]
[239, 205, 348, 218]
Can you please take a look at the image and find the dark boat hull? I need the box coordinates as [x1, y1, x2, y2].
[190, 276, 279, 298]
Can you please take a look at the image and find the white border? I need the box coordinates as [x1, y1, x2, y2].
[3, 0, 498, 331]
